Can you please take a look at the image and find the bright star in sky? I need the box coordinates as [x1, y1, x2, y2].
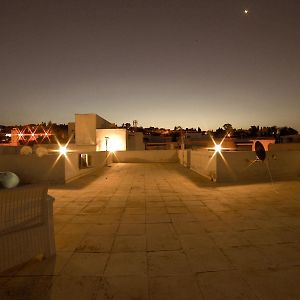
[244, 9, 249, 14]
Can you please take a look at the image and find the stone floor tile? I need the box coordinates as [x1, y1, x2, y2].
[242, 267, 300, 300]
[186, 248, 233, 272]
[197, 270, 258, 300]
[200, 219, 231, 233]
[96, 213, 122, 224]
[121, 214, 146, 224]
[118, 223, 146, 235]
[54, 214, 75, 224]
[146, 213, 171, 223]
[70, 215, 104, 224]
[95, 276, 149, 300]
[56, 206, 84, 215]
[55, 232, 85, 251]
[147, 251, 191, 276]
[87, 224, 119, 235]
[167, 207, 189, 214]
[75, 235, 114, 253]
[223, 246, 270, 270]
[146, 207, 168, 214]
[146, 201, 165, 207]
[146, 223, 181, 251]
[147, 234, 182, 251]
[241, 228, 284, 245]
[112, 235, 146, 252]
[105, 252, 147, 276]
[209, 231, 251, 248]
[62, 253, 109, 276]
[58, 223, 91, 235]
[17, 251, 73, 276]
[149, 275, 202, 300]
[257, 244, 300, 268]
[0, 276, 53, 300]
[173, 221, 205, 235]
[48, 276, 99, 300]
[170, 213, 197, 223]
[124, 207, 146, 214]
[179, 234, 216, 250]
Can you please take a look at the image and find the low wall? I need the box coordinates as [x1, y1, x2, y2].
[64, 151, 109, 182]
[179, 149, 300, 183]
[217, 150, 300, 183]
[0, 151, 111, 185]
[0, 154, 65, 184]
[113, 150, 178, 163]
[178, 149, 216, 180]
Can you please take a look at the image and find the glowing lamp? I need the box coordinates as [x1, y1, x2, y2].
[108, 138, 123, 152]
[59, 146, 68, 156]
[214, 144, 222, 153]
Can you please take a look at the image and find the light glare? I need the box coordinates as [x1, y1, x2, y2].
[59, 146, 67, 156]
[214, 144, 222, 153]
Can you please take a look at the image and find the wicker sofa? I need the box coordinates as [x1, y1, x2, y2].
[0, 184, 56, 273]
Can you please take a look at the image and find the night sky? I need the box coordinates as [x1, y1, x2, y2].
[1, 0, 299, 130]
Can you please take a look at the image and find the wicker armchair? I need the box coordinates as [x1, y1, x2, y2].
[0, 185, 55, 273]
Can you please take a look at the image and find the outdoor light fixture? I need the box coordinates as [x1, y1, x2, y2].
[59, 146, 67, 156]
[214, 144, 222, 153]
[107, 138, 123, 152]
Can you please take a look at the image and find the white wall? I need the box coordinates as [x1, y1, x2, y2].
[113, 150, 178, 163]
[75, 114, 98, 145]
[75, 113, 114, 145]
[0, 154, 65, 184]
[64, 151, 110, 182]
[179, 149, 300, 183]
[217, 150, 300, 182]
[0, 151, 112, 185]
[179, 149, 217, 181]
[127, 132, 145, 150]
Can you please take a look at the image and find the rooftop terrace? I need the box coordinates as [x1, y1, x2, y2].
[1, 163, 300, 299]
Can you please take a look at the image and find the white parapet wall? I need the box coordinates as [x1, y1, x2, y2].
[217, 150, 300, 183]
[0, 154, 65, 184]
[178, 148, 300, 183]
[178, 149, 217, 181]
[64, 151, 110, 182]
[0, 151, 111, 185]
[113, 150, 179, 163]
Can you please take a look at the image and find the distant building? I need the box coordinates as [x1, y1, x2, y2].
[73, 113, 144, 151]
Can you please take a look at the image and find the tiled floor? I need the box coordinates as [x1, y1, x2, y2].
[1, 163, 300, 299]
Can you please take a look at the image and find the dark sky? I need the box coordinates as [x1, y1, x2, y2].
[1, 0, 299, 130]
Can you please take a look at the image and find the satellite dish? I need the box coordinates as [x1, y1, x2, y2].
[20, 146, 32, 156]
[255, 141, 266, 161]
[36, 146, 48, 157]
